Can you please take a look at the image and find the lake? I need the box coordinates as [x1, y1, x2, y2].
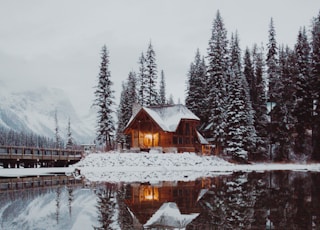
[0, 170, 319, 229]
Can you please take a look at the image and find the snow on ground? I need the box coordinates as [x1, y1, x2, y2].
[1, 152, 320, 183]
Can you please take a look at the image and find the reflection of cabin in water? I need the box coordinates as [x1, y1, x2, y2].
[124, 179, 211, 228]
[124, 104, 208, 153]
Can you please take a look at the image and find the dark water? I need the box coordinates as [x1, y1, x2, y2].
[0, 171, 319, 229]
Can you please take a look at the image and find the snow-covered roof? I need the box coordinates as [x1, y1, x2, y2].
[126, 104, 200, 132]
[196, 131, 209, 145]
[144, 202, 199, 228]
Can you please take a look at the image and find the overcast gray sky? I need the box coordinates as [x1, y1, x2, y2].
[1, 0, 320, 116]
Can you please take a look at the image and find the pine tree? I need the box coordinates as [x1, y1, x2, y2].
[266, 18, 279, 103]
[159, 70, 166, 105]
[225, 32, 256, 161]
[93, 45, 115, 151]
[54, 109, 61, 149]
[252, 44, 269, 158]
[168, 94, 174, 105]
[185, 49, 208, 124]
[310, 11, 320, 160]
[127, 71, 138, 110]
[116, 83, 128, 145]
[293, 27, 312, 156]
[116, 71, 137, 146]
[145, 42, 159, 106]
[272, 45, 296, 161]
[137, 52, 148, 106]
[244, 47, 256, 102]
[206, 10, 229, 154]
[266, 18, 280, 160]
[66, 117, 73, 149]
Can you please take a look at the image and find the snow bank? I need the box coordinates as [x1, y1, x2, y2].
[72, 152, 233, 182]
[1, 152, 319, 183]
[71, 152, 320, 183]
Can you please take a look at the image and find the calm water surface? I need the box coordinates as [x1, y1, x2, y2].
[0, 171, 319, 229]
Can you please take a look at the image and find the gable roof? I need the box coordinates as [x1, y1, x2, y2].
[126, 104, 200, 132]
[144, 202, 199, 228]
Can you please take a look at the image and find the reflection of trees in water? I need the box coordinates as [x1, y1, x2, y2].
[55, 187, 61, 224]
[67, 187, 74, 217]
[94, 183, 117, 230]
[189, 171, 320, 230]
[94, 183, 134, 229]
[117, 184, 133, 229]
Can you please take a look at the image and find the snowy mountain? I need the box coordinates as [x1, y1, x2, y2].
[0, 85, 95, 144]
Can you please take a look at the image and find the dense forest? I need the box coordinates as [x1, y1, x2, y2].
[0, 111, 74, 149]
[0, 126, 59, 148]
[113, 10, 320, 162]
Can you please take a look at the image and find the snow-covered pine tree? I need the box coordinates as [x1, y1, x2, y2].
[225, 32, 256, 162]
[266, 18, 279, 103]
[159, 70, 166, 105]
[93, 45, 115, 151]
[271, 45, 296, 161]
[310, 11, 320, 160]
[266, 18, 281, 160]
[168, 94, 174, 105]
[293, 27, 312, 156]
[116, 83, 128, 145]
[206, 10, 229, 154]
[145, 42, 159, 106]
[127, 71, 138, 111]
[54, 109, 61, 149]
[251, 44, 269, 158]
[185, 49, 208, 124]
[244, 48, 256, 101]
[116, 71, 137, 146]
[137, 52, 148, 106]
[66, 117, 73, 149]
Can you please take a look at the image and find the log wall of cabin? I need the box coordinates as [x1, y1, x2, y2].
[127, 115, 201, 153]
[172, 120, 199, 152]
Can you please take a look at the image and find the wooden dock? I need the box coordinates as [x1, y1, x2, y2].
[0, 174, 84, 193]
[0, 146, 83, 168]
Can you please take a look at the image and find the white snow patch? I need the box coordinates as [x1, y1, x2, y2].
[1, 152, 319, 183]
[70, 152, 320, 183]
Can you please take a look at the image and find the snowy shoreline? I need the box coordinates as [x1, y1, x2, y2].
[0, 152, 319, 182]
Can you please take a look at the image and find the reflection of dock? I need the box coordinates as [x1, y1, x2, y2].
[0, 146, 83, 168]
[0, 175, 84, 193]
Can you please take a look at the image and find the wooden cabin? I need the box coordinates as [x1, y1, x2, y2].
[124, 104, 208, 153]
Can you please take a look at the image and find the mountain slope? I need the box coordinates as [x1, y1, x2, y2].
[0, 86, 95, 144]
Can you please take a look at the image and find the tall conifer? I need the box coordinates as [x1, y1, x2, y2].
[311, 11, 320, 160]
[159, 70, 166, 105]
[93, 45, 115, 150]
[185, 49, 207, 123]
[138, 53, 148, 106]
[145, 42, 158, 106]
[293, 27, 312, 155]
[116, 72, 137, 145]
[226, 32, 256, 161]
[252, 44, 269, 158]
[206, 10, 229, 153]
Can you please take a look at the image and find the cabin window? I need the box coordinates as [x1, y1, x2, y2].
[178, 137, 183, 144]
[140, 186, 159, 201]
